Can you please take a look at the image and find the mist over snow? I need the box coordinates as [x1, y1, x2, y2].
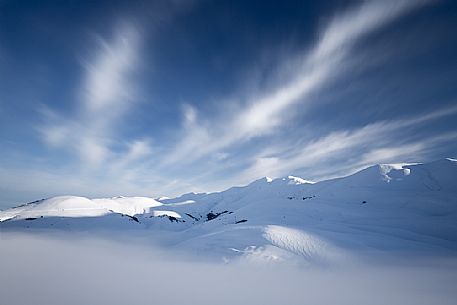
[1, 233, 457, 305]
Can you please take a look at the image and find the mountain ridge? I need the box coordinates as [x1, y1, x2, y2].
[1, 158, 456, 263]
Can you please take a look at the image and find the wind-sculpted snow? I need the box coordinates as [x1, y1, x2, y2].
[263, 225, 344, 263]
[1, 159, 457, 263]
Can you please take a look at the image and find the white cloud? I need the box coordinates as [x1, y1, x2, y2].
[40, 22, 145, 168]
[110, 139, 153, 174]
[41, 124, 70, 146]
[125, 140, 152, 161]
[163, 0, 428, 166]
[182, 103, 197, 126]
[16, 0, 449, 204]
[83, 23, 139, 115]
[235, 106, 457, 183]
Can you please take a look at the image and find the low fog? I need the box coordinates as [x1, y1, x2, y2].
[1, 232, 456, 305]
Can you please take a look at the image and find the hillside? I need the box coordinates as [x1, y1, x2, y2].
[1, 158, 456, 263]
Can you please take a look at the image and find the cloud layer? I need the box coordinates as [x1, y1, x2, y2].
[1, 233, 457, 305]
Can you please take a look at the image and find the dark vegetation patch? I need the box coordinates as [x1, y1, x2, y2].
[17, 199, 45, 208]
[287, 195, 316, 200]
[122, 214, 140, 223]
[206, 210, 230, 221]
[167, 216, 182, 223]
[185, 213, 199, 221]
[151, 215, 185, 223]
[302, 195, 316, 200]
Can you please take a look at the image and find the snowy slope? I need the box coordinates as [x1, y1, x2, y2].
[1, 159, 456, 263]
[0, 196, 162, 222]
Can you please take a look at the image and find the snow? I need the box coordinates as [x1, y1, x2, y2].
[263, 225, 342, 262]
[286, 176, 315, 185]
[1, 158, 456, 263]
[150, 210, 182, 218]
[0, 195, 162, 221]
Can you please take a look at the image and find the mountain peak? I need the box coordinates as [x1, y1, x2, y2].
[284, 175, 315, 185]
[247, 176, 273, 187]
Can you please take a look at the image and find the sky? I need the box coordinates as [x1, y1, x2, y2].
[0, 0, 456, 208]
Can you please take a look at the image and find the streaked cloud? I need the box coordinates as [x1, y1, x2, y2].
[1, 0, 455, 207]
[40, 22, 148, 168]
[235, 107, 457, 184]
[162, 0, 429, 166]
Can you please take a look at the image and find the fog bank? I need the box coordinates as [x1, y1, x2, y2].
[1, 233, 456, 305]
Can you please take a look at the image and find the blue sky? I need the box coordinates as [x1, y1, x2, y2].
[0, 0, 456, 208]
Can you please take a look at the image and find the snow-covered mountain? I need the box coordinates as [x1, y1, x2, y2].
[1, 159, 457, 263]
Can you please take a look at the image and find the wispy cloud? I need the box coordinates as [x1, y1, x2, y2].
[233, 106, 457, 183]
[161, 1, 428, 166]
[83, 24, 139, 114]
[4, 0, 450, 207]
[40, 22, 149, 168]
